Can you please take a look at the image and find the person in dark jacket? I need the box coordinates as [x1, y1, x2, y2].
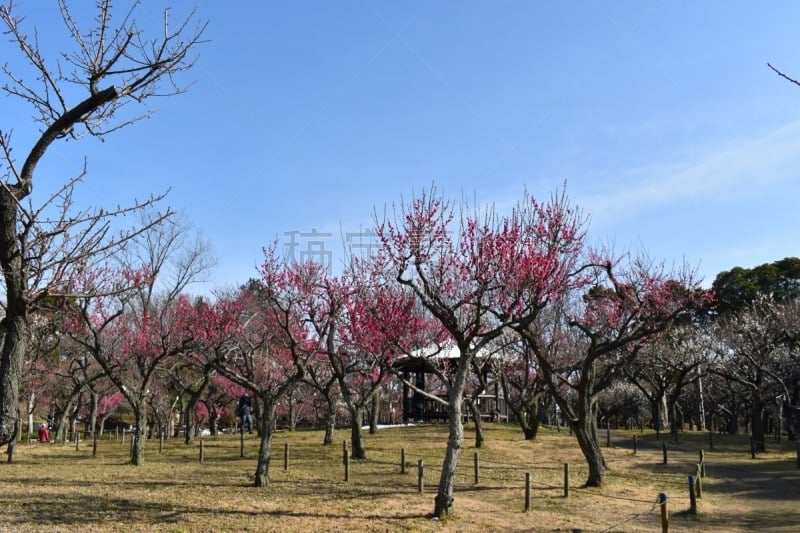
[238, 393, 253, 434]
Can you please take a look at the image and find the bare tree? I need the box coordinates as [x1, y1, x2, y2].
[623, 324, 707, 437]
[0, 1, 205, 445]
[708, 296, 800, 451]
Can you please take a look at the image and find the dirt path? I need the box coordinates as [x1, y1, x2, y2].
[612, 432, 800, 531]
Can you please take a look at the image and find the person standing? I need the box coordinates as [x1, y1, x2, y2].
[238, 393, 253, 434]
[37, 423, 49, 443]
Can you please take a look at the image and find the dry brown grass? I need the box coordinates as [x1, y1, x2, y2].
[1, 423, 798, 532]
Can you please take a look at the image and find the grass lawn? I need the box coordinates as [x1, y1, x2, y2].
[1, 423, 798, 531]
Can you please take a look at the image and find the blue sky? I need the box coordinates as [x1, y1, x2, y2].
[5, 1, 800, 292]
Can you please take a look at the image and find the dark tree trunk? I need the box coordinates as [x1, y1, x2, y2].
[651, 391, 669, 437]
[89, 391, 99, 440]
[369, 390, 380, 435]
[93, 415, 107, 457]
[254, 398, 278, 487]
[0, 188, 29, 447]
[505, 397, 543, 440]
[131, 407, 147, 465]
[184, 405, 196, 444]
[54, 400, 73, 444]
[99, 414, 109, 439]
[69, 401, 80, 440]
[751, 396, 767, 453]
[571, 415, 606, 487]
[469, 401, 484, 448]
[783, 399, 798, 441]
[184, 392, 202, 446]
[568, 382, 607, 488]
[209, 410, 219, 436]
[287, 388, 295, 432]
[323, 399, 336, 446]
[350, 406, 366, 460]
[521, 409, 543, 440]
[0, 315, 27, 446]
[669, 400, 681, 436]
[6, 409, 20, 462]
[174, 395, 187, 439]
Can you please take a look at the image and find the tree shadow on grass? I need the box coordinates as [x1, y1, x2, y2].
[2, 494, 191, 527]
[0, 493, 429, 528]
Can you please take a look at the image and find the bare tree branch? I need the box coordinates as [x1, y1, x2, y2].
[768, 62, 800, 87]
[0, 1, 205, 446]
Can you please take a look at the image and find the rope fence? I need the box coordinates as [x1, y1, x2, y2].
[333, 442, 705, 527]
[73, 430, 712, 530]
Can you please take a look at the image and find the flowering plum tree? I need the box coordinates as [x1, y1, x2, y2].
[198, 375, 240, 435]
[64, 218, 212, 464]
[378, 188, 587, 518]
[91, 389, 123, 442]
[207, 250, 321, 487]
[331, 262, 423, 459]
[513, 256, 711, 486]
[70, 290, 198, 464]
[302, 350, 340, 445]
[166, 296, 236, 444]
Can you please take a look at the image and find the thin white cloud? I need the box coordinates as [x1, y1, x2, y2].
[575, 119, 800, 228]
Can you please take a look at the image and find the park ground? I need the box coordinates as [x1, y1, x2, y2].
[0, 423, 798, 532]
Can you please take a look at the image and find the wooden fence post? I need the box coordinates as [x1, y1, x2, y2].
[199, 439, 205, 463]
[709, 429, 714, 450]
[563, 463, 569, 498]
[695, 464, 702, 498]
[662, 442, 668, 464]
[418, 459, 424, 493]
[284, 443, 289, 471]
[699, 449, 706, 477]
[240, 430, 245, 458]
[344, 451, 350, 482]
[474, 452, 479, 485]
[401, 448, 406, 474]
[750, 438, 756, 459]
[524, 472, 531, 512]
[606, 426, 611, 447]
[659, 493, 669, 533]
[633, 435, 637, 455]
[342, 440, 348, 464]
[688, 476, 697, 514]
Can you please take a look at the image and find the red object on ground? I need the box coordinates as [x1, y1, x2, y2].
[37, 424, 49, 442]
